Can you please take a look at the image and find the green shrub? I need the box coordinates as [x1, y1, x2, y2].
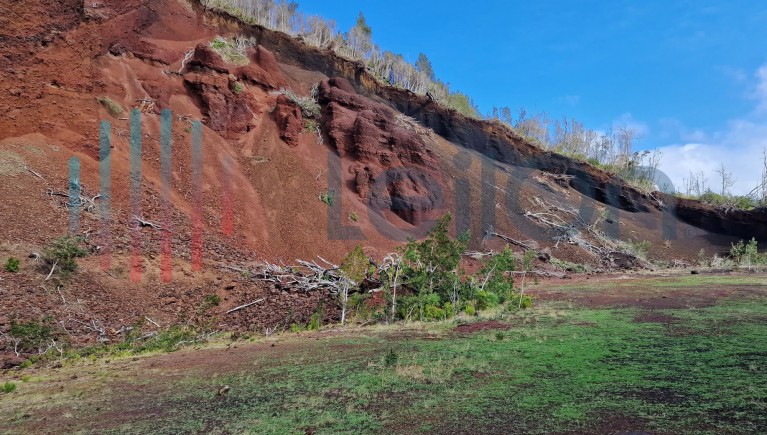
[463, 302, 476, 316]
[2, 382, 16, 394]
[507, 294, 533, 310]
[480, 247, 515, 302]
[131, 326, 198, 353]
[135, 326, 197, 352]
[211, 38, 227, 50]
[98, 97, 124, 117]
[303, 119, 319, 133]
[384, 348, 398, 367]
[474, 291, 500, 311]
[397, 295, 425, 321]
[9, 320, 53, 352]
[444, 91, 480, 118]
[319, 189, 335, 206]
[495, 332, 505, 341]
[730, 238, 765, 265]
[626, 240, 651, 260]
[733, 196, 757, 210]
[307, 304, 324, 331]
[423, 305, 446, 321]
[204, 294, 222, 307]
[550, 257, 590, 273]
[42, 236, 87, 275]
[348, 293, 372, 320]
[442, 302, 455, 318]
[209, 36, 253, 65]
[278, 87, 321, 118]
[400, 214, 468, 304]
[231, 81, 245, 94]
[307, 314, 321, 331]
[4, 257, 20, 272]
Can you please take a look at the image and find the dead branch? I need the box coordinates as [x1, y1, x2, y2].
[179, 49, 194, 74]
[45, 339, 64, 357]
[509, 269, 568, 279]
[69, 318, 107, 337]
[485, 231, 537, 251]
[145, 316, 161, 328]
[26, 166, 45, 180]
[226, 298, 266, 314]
[133, 215, 163, 230]
[45, 260, 58, 281]
[136, 97, 156, 114]
[316, 256, 339, 269]
[463, 250, 496, 260]
[0, 331, 21, 357]
[222, 257, 350, 295]
[55, 285, 66, 304]
[46, 188, 100, 212]
[138, 331, 158, 340]
[316, 127, 324, 145]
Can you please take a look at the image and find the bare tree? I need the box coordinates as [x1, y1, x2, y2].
[715, 163, 736, 197]
[615, 126, 639, 168]
[514, 108, 550, 146]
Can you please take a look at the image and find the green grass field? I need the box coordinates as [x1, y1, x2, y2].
[1, 274, 766, 434]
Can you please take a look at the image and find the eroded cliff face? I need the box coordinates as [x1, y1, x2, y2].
[197, 1, 767, 244]
[2, 0, 765, 365]
[319, 78, 443, 226]
[1, 0, 763, 263]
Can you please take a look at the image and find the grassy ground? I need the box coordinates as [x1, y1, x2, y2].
[1, 274, 766, 434]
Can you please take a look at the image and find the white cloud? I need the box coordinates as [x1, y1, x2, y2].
[613, 112, 650, 138]
[656, 66, 767, 196]
[658, 117, 708, 142]
[718, 66, 748, 83]
[562, 95, 581, 106]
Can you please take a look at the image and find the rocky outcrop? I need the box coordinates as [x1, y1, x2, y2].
[273, 94, 302, 146]
[236, 45, 288, 89]
[184, 72, 253, 134]
[182, 44, 255, 135]
[187, 44, 230, 74]
[319, 77, 443, 225]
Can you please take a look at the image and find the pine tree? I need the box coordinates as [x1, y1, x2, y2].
[415, 53, 435, 81]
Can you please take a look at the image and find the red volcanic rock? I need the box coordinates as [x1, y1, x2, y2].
[184, 73, 252, 135]
[236, 45, 288, 89]
[187, 44, 230, 74]
[319, 77, 443, 225]
[370, 167, 443, 226]
[273, 94, 303, 147]
[253, 45, 283, 77]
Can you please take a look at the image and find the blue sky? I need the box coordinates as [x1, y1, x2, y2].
[296, 0, 767, 194]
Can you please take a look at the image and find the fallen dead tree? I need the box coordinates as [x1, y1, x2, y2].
[483, 231, 538, 251]
[226, 298, 265, 314]
[46, 188, 101, 213]
[519, 195, 652, 269]
[221, 257, 351, 295]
